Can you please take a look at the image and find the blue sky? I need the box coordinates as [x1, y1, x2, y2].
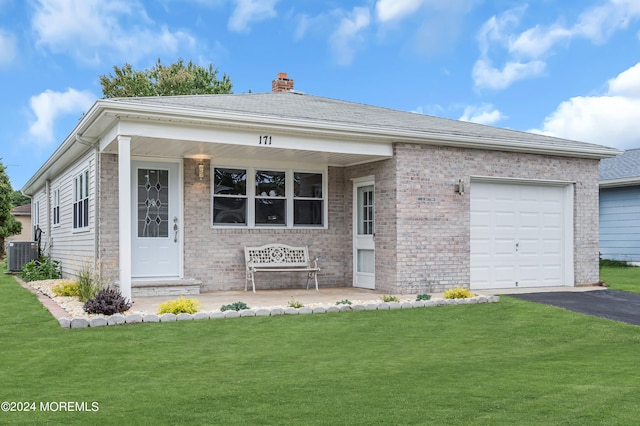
[2, 0, 640, 190]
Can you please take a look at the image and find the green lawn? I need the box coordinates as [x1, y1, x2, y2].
[601, 263, 640, 294]
[2, 266, 640, 425]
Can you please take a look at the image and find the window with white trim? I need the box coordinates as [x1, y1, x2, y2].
[73, 169, 89, 229]
[212, 167, 325, 228]
[34, 200, 40, 229]
[52, 188, 60, 226]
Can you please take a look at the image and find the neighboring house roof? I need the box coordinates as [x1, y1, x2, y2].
[10, 204, 31, 215]
[22, 92, 621, 195]
[599, 148, 640, 188]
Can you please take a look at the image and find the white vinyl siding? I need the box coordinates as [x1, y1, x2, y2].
[41, 151, 97, 279]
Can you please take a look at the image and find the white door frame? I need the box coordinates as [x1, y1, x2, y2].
[353, 176, 375, 289]
[131, 158, 184, 279]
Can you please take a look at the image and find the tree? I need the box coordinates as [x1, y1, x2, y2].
[0, 159, 22, 257]
[100, 58, 233, 98]
[11, 190, 29, 207]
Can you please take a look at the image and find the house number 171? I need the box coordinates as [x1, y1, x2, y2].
[259, 135, 272, 145]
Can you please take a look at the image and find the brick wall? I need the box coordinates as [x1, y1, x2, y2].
[183, 159, 350, 291]
[98, 153, 119, 282]
[343, 158, 398, 293]
[391, 144, 600, 292]
[98, 145, 600, 294]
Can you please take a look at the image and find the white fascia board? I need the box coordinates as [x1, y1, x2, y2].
[103, 101, 621, 160]
[116, 119, 394, 158]
[599, 178, 640, 188]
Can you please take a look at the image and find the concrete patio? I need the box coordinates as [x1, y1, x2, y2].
[129, 285, 608, 314]
[130, 287, 416, 313]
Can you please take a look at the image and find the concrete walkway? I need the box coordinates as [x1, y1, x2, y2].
[127, 285, 607, 313]
[130, 287, 420, 313]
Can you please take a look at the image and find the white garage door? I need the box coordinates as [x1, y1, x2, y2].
[470, 181, 572, 290]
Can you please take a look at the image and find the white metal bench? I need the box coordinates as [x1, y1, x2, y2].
[244, 244, 320, 293]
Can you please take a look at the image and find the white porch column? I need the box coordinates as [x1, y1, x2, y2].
[118, 136, 132, 301]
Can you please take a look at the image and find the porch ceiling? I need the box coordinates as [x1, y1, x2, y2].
[102, 135, 393, 167]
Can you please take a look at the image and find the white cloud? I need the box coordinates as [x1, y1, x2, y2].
[574, 0, 640, 42]
[459, 103, 506, 125]
[474, 1, 640, 90]
[376, 0, 424, 23]
[472, 58, 545, 91]
[28, 89, 96, 146]
[508, 24, 573, 59]
[228, 0, 278, 33]
[31, 0, 197, 65]
[329, 7, 371, 66]
[532, 63, 640, 149]
[0, 29, 17, 67]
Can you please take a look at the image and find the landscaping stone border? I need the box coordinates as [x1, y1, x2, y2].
[14, 276, 500, 329]
[52, 295, 500, 329]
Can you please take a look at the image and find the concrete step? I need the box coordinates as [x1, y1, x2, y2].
[122, 279, 202, 297]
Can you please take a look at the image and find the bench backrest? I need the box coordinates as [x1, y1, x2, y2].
[245, 244, 310, 268]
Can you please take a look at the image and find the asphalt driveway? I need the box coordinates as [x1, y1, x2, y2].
[507, 290, 640, 326]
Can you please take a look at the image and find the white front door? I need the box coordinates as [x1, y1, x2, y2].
[354, 180, 375, 289]
[131, 161, 180, 278]
[470, 181, 572, 290]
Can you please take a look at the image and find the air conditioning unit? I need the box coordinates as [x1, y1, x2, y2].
[8, 242, 39, 272]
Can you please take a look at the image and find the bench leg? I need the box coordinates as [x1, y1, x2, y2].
[306, 271, 319, 291]
[246, 270, 257, 292]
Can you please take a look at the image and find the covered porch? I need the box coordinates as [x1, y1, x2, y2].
[95, 107, 394, 300]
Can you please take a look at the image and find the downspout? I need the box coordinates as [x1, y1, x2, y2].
[94, 145, 100, 277]
[45, 180, 51, 250]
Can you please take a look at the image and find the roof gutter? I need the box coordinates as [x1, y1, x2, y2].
[599, 177, 640, 188]
[103, 100, 622, 160]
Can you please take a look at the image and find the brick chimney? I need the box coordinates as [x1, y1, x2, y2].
[272, 72, 294, 92]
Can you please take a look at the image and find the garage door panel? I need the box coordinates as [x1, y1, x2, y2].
[471, 181, 570, 290]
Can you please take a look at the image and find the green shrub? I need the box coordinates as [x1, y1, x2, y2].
[52, 280, 80, 297]
[83, 288, 131, 315]
[220, 301, 249, 312]
[381, 294, 400, 303]
[336, 299, 352, 305]
[416, 293, 431, 301]
[77, 263, 104, 302]
[20, 257, 61, 282]
[287, 296, 304, 308]
[443, 287, 474, 299]
[158, 297, 202, 315]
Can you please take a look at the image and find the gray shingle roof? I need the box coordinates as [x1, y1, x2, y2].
[109, 92, 617, 155]
[599, 148, 640, 180]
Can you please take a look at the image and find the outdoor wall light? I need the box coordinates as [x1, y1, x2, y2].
[197, 163, 205, 180]
[455, 179, 465, 195]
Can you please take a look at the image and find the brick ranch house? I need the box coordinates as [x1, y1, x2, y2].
[21, 73, 620, 299]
